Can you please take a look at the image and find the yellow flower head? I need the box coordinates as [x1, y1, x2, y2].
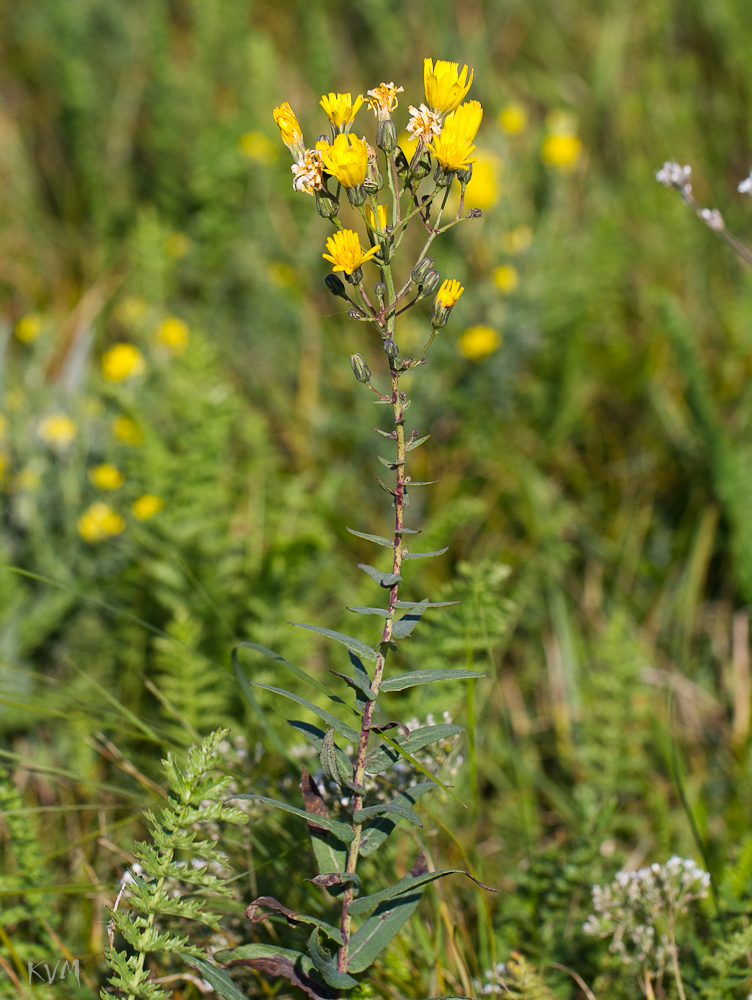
[113, 415, 143, 446]
[318, 134, 368, 188]
[38, 414, 77, 448]
[498, 104, 527, 135]
[429, 100, 483, 172]
[77, 502, 125, 543]
[273, 102, 305, 157]
[88, 463, 124, 490]
[367, 82, 404, 120]
[319, 92, 364, 130]
[542, 133, 582, 171]
[322, 229, 380, 275]
[15, 313, 43, 343]
[424, 59, 473, 113]
[156, 316, 190, 355]
[132, 494, 164, 520]
[458, 325, 501, 361]
[435, 279, 464, 309]
[102, 343, 146, 382]
[366, 204, 388, 232]
[493, 264, 519, 294]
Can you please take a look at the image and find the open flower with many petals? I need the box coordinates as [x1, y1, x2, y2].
[367, 82, 403, 121]
[424, 59, 473, 113]
[322, 230, 380, 275]
[320, 93, 364, 131]
[273, 102, 305, 158]
[318, 134, 368, 187]
[435, 279, 464, 308]
[291, 148, 324, 194]
[429, 100, 483, 171]
[407, 103, 442, 142]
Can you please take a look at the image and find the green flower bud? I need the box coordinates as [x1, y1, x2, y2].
[350, 353, 372, 383]
[315, 189, 339, 219]
[345, 266, 364, 285]
[456, 163, 473, 186]
[383, 339, 399, 358]
[376, 119, 398, 155]
[411, 257, 434, 284]
[346, 184, 368, 207]
[420, 269, 441, 298]
[434, 164, 455, 187]
[325, 273, 347, 298]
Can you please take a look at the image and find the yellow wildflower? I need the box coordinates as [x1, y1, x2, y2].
[458, 325, 500, 360]
[429, 100, 483, 172]
[366, 83, 403, 120]
[77, 502, 125, 543]
[366, 204, 388, 232]
[38, 414, 77, 448]
[435, 279, 464, 308]
[113, 415, 143, 446]
[501, 225, 533, 254]
[115, 296, 148, 326]
[238, 130, 277, 163]
[156, 317, 190, 355]
[424, 59, 473, 113]
[493, 264, 519, 294]
[542, 133, 582, 171]
[322, 230, 380, 275]
[319, 92, 364, 130]
[101, 343, 146, 382]
[88, 463, 125, 490]
[498, 104, 527, 135]
[15, 313, 42, 343]
[318, 134, 368, 187]
[132, 494, 165, 520]
[273, 102, 305, 157]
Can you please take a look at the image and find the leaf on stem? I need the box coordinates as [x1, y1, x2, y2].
[308, 928, 359, 989]
[364, 724, 464, 774]
[301, 769, 349, 886]
[245, 897, 344, 946]
[377, 455, 405, 470]
[347, 606, 393, 617]
[380, 668, 486, 692]
[180, 953, 248, 1000]
[291, 622, 379, 663]
[393, 600, 459, 609]
[346, 527, 394, 547]
[359, 782, 436, 856]
[348, 865, 495, 916]
[306, 872, 361, 890]
[215, 943, 337, 1000]
[353, 801, 422, 827]
[233, 793, 354, 842]
[249, 681, 361, 741]
[405, 434, 431, 452]
[346, 891, 425, 973]
[358, 564, 402, 588]
[403, 546, 450, 561]
[319, 728, 354, 786]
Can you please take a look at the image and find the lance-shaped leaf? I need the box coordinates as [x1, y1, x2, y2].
[392, 600, 429, 639]
[180, 952, 248, 1000]
[308, 928, 359, 989]
[380, 668, 486, 693]
[393, 600, 459, 609]
[359, 782, 436, 857]
[319, 728, 353, 787]
[347, 891, 424, 973]
[377, 454, 404, 470]
[403, 546, 450, 561]
[405, 479, 439, 487]
[233, 794, 354, 842]
[330, 668, 376, 702]
[347, 606, 393, 617]
[292, 622, 379, 663]
[358, 564, 402, 588]
[301, 770, 349, 890]
[215, 943, 337, 1000]
[288, 722, 355, 783]
[232, 641, 335, 700]
[353, 801, 422, 827]
[245, 897, 344, 946]
[250, 682, 360, 741]
[346, 527, 394, 547]
[405, 433, 431, 452]
[376, 476, 397, 496]
[365, 724, 464, 774]
[349, 867, 494, 916]
[374, 427, 396, 438]
[395, 527, 421, 534]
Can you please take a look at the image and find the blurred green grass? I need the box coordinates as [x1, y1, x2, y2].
[3, 0, 752, 995]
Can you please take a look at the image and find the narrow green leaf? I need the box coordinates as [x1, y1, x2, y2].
[308, 929, 359, 989]
[213, 943, 335, 999]
[347, 890, 424, 972]
[291, 622, 379, 663]
[346, 527, 394, 547]
[347, 606, 393, 618]
[405, 434, 431, 452]
[393, 600, 459, 609]
[395, 528, 421, 535]
[359, 782, 436, 857]
[377, 455, 404, 470]
[405, 480, 439, 487]
[392, 601, 429, 639]
[330, 669, 376, 702]
[376, 476, 397, 496]
[250, 682, 360, 741]
[232, 795, 354, 842]
[349, 868, 493, 916]
[380, 669, 486, 692]
[180, 952, 248, 1000]
[357, 564, 401, 588]
[232, 641, 333, 699]
[348, 651, 380, 715]
[245, 897, 344, 946]
[365, 724, 463, 773]
[403, 547, 449, 560]
[287, 720, 355, 779]
[374, 427, 395, 437]
[320, 729, 341, 787]
[353, 802, 422, 827]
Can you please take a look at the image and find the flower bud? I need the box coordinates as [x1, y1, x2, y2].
[411, 257, 434, 284]
[430, 278, 464, 329]
[376, 119, 397, 155]
[456, 164, 473, 186]
[346, 184, 368, 207]
[383, 339, 399, 358]
[315, 189, 339, 219]
[374, 282, 387, 306]
[420, 269, 441, 298]
[345, 266, 364, 285]
[410, 144, 432, 180]
[350, 353, 372, 383]
[434, 164, 455, 187]
[348, 307, 366, 320]
[364, 146, 384, 193]
[325, 273, 347, 298]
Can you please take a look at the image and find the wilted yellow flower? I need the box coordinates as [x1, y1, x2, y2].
[542, 133, 582, 170]
[322, 229, 380, 275]
[464, 152, 501, 209]
[132, 493, 165, 520]
[273, 102, 305, 157]
[102, 343, 146, 382]
[77, 502, 125, 543]
[424, 59, 473, 113]
[318, 134, 368, 188]
[498, 104, 527, 135]
[429, 100, 483, 172]
[406, 104, 442, 143]
[501, 225, 533, 254]
[320, 92, 364, 129]
[458, 325, 501, 360]
[435, 279, 464, 308]
[15, 313, 42, 343]
[165, 233, 191, 258]
[156, 317, 189, 355]
[366, 83, 403, 120]
[239, 130, 277, 163]
[38, 414, 77, 448]
[291, 148, 325, 195]
[88, 463, 124, 490]
[493, 264, 519, 293]
[366, 204, 388, 231]
[113, 415, 143, 446]
[115, 296, 149, 326]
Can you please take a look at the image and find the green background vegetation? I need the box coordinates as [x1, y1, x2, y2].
[3, 0, 752, 996]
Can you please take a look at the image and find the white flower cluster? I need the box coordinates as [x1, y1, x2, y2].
[472, 961, 508, 995]
[583, 857, 710, 972]
[655, 161, 692, 194]
[738, 171, 752, 195]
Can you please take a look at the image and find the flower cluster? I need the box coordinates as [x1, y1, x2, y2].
[655, 160, 692, 196]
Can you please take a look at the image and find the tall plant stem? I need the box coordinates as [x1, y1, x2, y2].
[667, 906, 687, 1000]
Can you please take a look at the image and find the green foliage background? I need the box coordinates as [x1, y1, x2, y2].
[3, 0, 752, 996]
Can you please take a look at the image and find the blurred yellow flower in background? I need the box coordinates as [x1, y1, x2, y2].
[542, 132, 583, 170]
[115, 296, 148, 327]
[15, 313, 42, 343]
[39, 414, 77, 448]
[88, 463, 124, 490]
[102, 344, 146, 382]
[498, 104, 527, 135]
[458, 325, 501, 360]
[493, 264, 519, 293]
[156, 317, 190, 355]
[424, 59, 473, 112]
[132, 494, 164, 520]
[165, 233, 191, 258]
[464, 152, 501, 209]
[501, 225, 534, 254]
[113, 415, 143, 446]
[77, 502, 125, 543]
[239, 131, 277, 163]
